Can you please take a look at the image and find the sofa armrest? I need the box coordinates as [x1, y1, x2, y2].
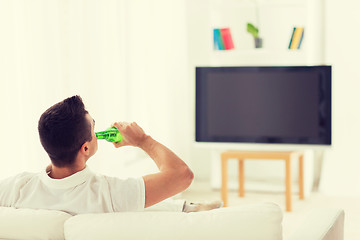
[286, 208, 344, 240]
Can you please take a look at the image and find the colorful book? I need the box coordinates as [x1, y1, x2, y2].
[213, 28, 225, 50]
[288, 27, 296, 49]
[289, 27, 304, 50]
[297, 29, 304, 49]
[214, 28, 234, 50]
[220, 28, 234, 50]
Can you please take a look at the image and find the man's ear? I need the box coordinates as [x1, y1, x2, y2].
[79, 142, 90, 156]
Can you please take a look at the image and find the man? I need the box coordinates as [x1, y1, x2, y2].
[0, 96, 220, 215]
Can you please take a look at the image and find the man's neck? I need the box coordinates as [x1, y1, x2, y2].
[47, 163, 86, 179]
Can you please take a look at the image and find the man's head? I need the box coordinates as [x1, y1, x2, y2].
[38, 95, 97, 167]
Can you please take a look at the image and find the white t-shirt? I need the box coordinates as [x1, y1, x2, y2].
[0, 166, 145, 215]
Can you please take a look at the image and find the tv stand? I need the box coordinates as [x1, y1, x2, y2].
[221, 150, 304, 212]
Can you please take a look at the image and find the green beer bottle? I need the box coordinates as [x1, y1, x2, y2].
[95, 126, 123, 143]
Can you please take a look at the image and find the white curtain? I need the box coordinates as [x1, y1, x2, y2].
[0, 0, 189, 179]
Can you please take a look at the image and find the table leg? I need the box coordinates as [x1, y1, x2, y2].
[285, 157, 292, 212]
[238, 159, 244, 197]
[299, 153, 304, 200]
[221, 156, 228, 207]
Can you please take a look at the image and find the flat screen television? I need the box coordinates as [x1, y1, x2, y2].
[196, 66, 332, 146]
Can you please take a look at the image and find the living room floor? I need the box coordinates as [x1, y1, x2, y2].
[180, 180, 360, 240]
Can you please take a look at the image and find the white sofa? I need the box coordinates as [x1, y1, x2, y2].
[0, 202, 344, 240]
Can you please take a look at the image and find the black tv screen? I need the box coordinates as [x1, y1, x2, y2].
[196, 66, 332, 145]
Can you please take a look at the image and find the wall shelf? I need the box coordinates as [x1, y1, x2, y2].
[209, 49, 308, 66]
[187, 0, 324, 67]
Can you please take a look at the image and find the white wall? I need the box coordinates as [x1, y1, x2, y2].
[319, 0, 360, 196]
[99, 0, 191, 177]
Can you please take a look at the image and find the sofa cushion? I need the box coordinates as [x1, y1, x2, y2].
[0, 207, 72, 240]
[64, 202, 283, 240]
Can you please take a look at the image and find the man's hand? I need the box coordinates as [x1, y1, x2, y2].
[111, 122, 149, 148]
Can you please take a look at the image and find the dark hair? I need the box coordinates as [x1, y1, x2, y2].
[38, 95, 92, 167]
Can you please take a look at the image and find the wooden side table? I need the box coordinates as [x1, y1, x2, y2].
[221, 151, 304, 212]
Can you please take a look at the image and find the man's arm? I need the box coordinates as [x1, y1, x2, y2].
[112, 122, 194, 208]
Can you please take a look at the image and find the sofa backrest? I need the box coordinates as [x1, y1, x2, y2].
[0, 207, 72, 240]
[0, 202, 283, 240]
[64, 202, 283, 240]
